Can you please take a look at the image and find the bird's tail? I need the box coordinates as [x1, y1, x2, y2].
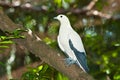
[75, 52, 89, 72]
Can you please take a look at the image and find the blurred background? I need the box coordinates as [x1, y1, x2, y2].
[0, 0, 120, 80]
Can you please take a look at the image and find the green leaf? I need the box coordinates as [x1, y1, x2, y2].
[57, 73, 68, 80]
[0, 46, 9, 48]
[114, 70, 120, 80]
[54, 0, 62, 7]
[0, 41, 13, 44]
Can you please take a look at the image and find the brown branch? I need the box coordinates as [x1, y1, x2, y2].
[86, 10, 120, 20]
[0, 0, 119, 20]
[0, 9, 94, 80]
[83, 0, 98, 11]
[0, 1, 47, 12]
[86, 10, 112, 19]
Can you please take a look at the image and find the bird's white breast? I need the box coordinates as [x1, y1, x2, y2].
[58, 26, 77, 60]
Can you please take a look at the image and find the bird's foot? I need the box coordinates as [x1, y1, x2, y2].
[64, 58, 76, 66]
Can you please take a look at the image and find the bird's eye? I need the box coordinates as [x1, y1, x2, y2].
[60, 15, 62, 18]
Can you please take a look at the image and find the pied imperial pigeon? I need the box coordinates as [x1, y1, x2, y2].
[54, 14, 89, 72]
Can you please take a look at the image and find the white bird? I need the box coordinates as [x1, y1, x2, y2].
[54, 14, 89, 72]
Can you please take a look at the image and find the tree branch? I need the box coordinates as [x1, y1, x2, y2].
[0, 9, 94, 80]
[0, 0, 120, 20]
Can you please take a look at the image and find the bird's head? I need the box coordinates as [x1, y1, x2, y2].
[54, 14, 70, 25]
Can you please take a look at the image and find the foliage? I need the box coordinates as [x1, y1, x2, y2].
[21, 64, 68, 80]
[0, 29, 25, 52]
[84, 22, 120, 80]
[0, 0, 120, 80]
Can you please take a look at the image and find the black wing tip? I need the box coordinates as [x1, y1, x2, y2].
[69, 39, 89, 73]
[76, 61, 89, 73]
[84, 67, 89, 73]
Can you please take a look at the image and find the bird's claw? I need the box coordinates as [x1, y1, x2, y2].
[64, 58, 76, 66]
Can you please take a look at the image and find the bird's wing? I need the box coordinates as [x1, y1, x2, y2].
[57, 36, 65, 52]
[69, 31, 86, 54]
[68, 31, 89, 72]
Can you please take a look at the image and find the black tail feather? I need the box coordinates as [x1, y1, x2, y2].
[69, 39, 89, 72]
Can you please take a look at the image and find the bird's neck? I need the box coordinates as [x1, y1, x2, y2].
[61, 20, 72, 29]
[59, 22, 73, 36]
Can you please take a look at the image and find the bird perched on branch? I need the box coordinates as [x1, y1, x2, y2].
[54, 14, 89, 72]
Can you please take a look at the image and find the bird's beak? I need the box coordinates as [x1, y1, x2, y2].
[53, 17, 57, 19]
